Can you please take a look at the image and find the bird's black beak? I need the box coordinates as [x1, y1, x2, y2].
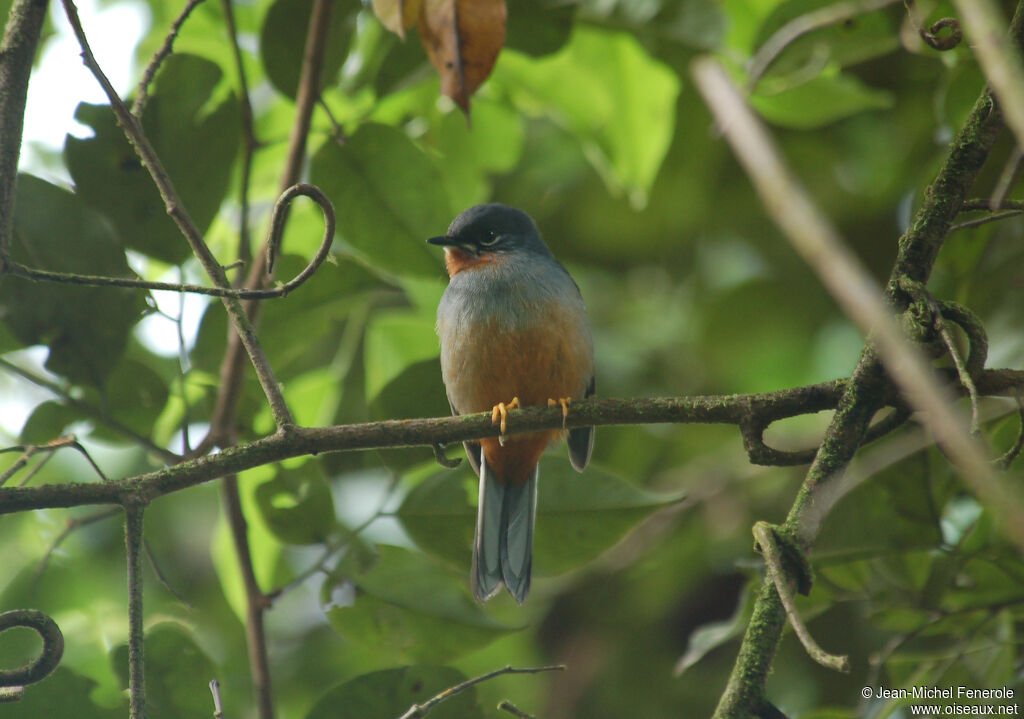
[427, 235, 478, 255]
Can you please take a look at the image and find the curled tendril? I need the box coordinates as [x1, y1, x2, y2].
[904, 0, 963, 51]
[937, 301, 988, 378]
[431, 442, 463, 469]
[995, 397, 1024, 470]
[0, 609, 64, 700]
[741, 405, 911, 467]
[922, 16, 963, 51]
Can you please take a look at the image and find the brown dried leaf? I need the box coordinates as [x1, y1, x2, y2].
[418, 0, 507, 114]
[373, 0, 422, 40]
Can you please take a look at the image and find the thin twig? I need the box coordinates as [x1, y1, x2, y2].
[960, 198, 1024, 211]
[747, 0, 900, 91]
[200, 10, 335, 710]
[949, 209, 1024, 232]
[69, 438, 111, 481]
[990, 147, 1023, 209]
[30, 507, 120, 593]
[806, 399, 1023, 538]
[219, 0, 259, 268]
[996, 396, 1024, 469]
[15, 450, 55, 488]
[952, 0, 1024, 149]
[144, 539, 194, 609]
[498, 701, 535, 718]
[0, 435, 105, 488]
[317, 97, 346, 139]
[210, 679, 225, 719]
[431, 443, 463, 468]
[124, 503, 147, 719]
[396, 665, 565, 719]
[3, 183, 336, 299]
[204, 0, 334, 449]
[936, 310, 981, 435]
[59, 0, 295, 431]
[897, 279, 982, 434]
[132, 0, 207, 116]
[221, 474, 274, 719]
[275, 470, 400, 596]
[174, 270, 193, 455]
[752, 523, 850, 672]
[0, 441, 58, 488]
[695, 10, 1023, 707]
[691, 57, 1021, 551]
[0, 358, 180, 463]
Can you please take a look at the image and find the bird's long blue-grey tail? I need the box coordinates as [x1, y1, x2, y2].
[471, 454, 537, 604]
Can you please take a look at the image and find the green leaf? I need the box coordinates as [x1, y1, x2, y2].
[258, 255, 388, 380]
[815, 460, 945, 561]
[18, 349, 176, 446]
[723, 0, 791, 54]
[326, 545, 517, 662]
[65, 54, 238, 264]
[20, 401, 84, 444]
[426, 98, 526, 208]
[398, 460, 684, 575]
[192, 253, 388, 388]
[83, 358, 170, 444]
[368, 358, 451, 472]
[306, 665, 483, 719]
[535, 461, 685, 573]
[752, 70, 894, 129]
[372, 29, 432, 97]
[753, 0, 898, 78]
[396, 468, 476, 566]
[1, 175, 145, 387]
[211, 465, 291, 621]
[364, 310, 440, 401]
[310, 123, 452, 277]
[260, 0, 356, 99]
[498, 27, 681, 206]
[254, 462, 337, 545]
[111, 623, 218, 719]
[661, 0, 726, 49]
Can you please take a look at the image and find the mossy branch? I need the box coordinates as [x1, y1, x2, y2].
[0, 371, 1021, 516]
[694, 0, 1024, 716]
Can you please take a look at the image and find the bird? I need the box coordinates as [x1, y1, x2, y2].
[428, 203, 595, 603]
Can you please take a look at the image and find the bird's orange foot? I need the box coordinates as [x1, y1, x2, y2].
[491, 397, 520, 446]
[548, 397, 571, 429]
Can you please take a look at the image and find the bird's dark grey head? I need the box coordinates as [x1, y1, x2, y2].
[427, 203, 553, 258]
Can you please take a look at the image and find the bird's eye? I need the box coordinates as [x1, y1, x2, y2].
[479, 231, 500, 246]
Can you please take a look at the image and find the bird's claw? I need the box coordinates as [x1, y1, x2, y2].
[548, 397, 571, 429]
[491, 397, 520, 446]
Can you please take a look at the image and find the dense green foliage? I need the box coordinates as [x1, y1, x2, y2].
[1, 0, 1023, 717]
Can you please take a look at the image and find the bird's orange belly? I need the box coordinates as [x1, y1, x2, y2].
[443, 303, 592, 484]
